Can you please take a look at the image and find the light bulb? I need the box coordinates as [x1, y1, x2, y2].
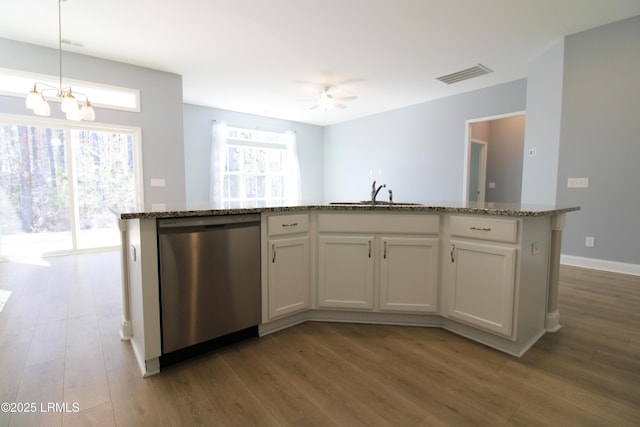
[66, 108, 82, 121]
[60, 92, 79, 113]
[80, 102, 95, 121]
[33, 97, 51, 116]
[26, 88, 42, 110]
[320, 97, 334, 110]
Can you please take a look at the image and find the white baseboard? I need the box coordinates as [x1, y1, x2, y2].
[561, 254, 640, 277]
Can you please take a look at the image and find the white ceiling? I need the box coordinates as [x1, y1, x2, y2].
[2, 0, 640, 126]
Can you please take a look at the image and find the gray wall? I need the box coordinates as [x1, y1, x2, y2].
[0, 38, 186, 210]
[485, 115, 525, 203]
[521, 39, 565, 205]
[556, 15, 640, 265]
[323, 79, 527, 203]
[183, 104, 325, 205]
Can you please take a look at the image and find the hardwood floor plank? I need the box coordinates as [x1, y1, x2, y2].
[257, 328, 401, 426]
[194, 350, 282, 426]
[0, 341, 29, 410]
[25, 319, 67, 366]
[319, 323, 505, 425]
[62, 401, 116, 427]
[522, 348, 639, 408]
[64, 352, 111, 413]
[221, 338, 324, 425]
[508, 400, 611, 427]
[294, 323, 434, 426]
[107, 363, 169, 426]
[97, 313, 137, 373]
[501, 358, 640, 426]
[10, 359, 65, 427]
[147, 360, 223, 426]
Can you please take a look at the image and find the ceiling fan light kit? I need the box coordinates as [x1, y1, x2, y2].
[25, 0, 95, 121]
[310, 87, 358, 111]
[318, 91, 335, 110]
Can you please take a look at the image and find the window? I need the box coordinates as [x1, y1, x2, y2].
[211, 123, 300, 207]
[0, 68, 140, 112]
[0, 116, 142, 258]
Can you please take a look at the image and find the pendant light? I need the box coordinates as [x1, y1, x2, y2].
[25, 0, 95, 121]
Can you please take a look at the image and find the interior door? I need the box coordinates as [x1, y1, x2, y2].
[468, 140, 487, 203]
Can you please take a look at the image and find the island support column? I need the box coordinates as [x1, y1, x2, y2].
[118, 217, 133, 340]
[546, 213, 565, 332]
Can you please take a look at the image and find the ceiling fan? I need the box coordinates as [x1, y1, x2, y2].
[309, 87, 357, 110]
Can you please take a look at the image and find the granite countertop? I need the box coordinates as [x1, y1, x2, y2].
[116, 201, 580, 220]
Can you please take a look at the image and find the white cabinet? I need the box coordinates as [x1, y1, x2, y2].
[317, 213, 440, 313]
[266, 214, 310, 319]
[444, 216, 518, 337]
[447, 240, 516, 336]
[268, 236, 309, 318]
[379, 237, 439, 313]
[317, 235, 375, 309]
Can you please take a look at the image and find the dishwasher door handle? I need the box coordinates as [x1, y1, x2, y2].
[204, 224, 227, 229]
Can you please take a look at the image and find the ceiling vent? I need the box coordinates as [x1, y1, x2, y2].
[436, 64, 492, 85]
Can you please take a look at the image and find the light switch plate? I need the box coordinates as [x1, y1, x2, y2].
[150, 178, 166, 187]
[567, 177, 589, 188]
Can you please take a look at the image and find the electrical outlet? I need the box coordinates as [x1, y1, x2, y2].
[568, 177, 589, 188]
[585, 236, 595, 247]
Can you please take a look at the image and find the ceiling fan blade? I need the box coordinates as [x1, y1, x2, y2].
[309, 104, 319, 110]
[335, 96, 357, 101]
[334, 103, 348, 109]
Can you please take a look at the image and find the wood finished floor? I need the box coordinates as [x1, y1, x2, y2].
[0, 251, 638, 426]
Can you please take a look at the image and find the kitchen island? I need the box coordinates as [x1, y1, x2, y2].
[117, 202, 578, 376]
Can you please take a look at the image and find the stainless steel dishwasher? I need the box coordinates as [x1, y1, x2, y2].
[157, 214, 261, 361]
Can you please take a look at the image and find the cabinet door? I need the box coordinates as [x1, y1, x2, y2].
[379, 237, 439, 313]
[268, 236, 309, 319]
[447, 240, 516, 336]
[317, 235, 374, 309]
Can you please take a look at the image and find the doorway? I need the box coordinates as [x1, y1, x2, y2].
[464, 112, 526, 204]
[468, 139, 487, 203]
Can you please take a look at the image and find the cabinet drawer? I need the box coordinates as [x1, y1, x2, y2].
[450, 216, 518, 243]
[319, 213, 439, 234]
[268, 213, 309, 237]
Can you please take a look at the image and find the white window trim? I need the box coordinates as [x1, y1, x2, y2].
[0, 67, 141, 113]
[211, 122, 300, 206]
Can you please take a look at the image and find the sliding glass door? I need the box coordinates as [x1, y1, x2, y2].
[0, 118, 142, 258]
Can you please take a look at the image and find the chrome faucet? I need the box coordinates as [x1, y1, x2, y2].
[371, 180, 386, 204]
